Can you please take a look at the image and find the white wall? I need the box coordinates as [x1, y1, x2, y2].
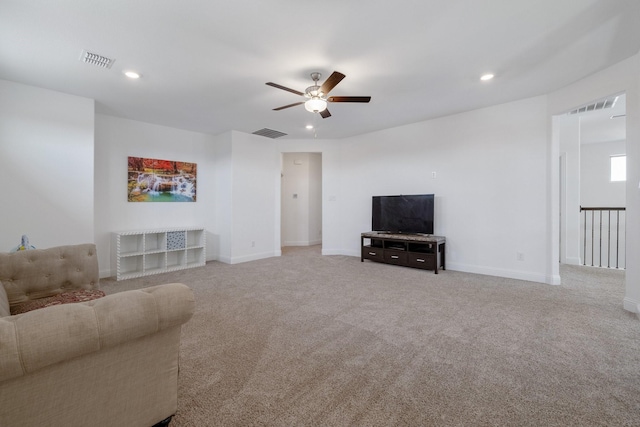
[211, 131, 233, 262]
[581, 140, 626, 207]
[94, 114, 217, 276]
[228, 131, 280, 263]
[0, 79, 94, 251]
[336, 95, 551, 283]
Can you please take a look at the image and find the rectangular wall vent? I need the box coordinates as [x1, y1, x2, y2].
[252, 128, 288, 139]
[568, 95, 618, 115]
[79, 50, 115, 69]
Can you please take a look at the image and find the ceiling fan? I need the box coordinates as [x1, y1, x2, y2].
[266, 71, 371, 118]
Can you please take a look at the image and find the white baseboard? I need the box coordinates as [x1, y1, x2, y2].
[564, 257, 581, 266]
[282, 240, 322, 247]
[229, 251, 278, 264]
[217, 255, 232, 264]
[322, 248, 358, 257]
[445, 262, 555, 285]
[623, 297, 639, 314]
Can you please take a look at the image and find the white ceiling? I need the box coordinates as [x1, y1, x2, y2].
[1, 0, 639, 139]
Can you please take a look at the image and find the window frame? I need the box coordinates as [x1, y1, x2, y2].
[610, 154, 626, 182]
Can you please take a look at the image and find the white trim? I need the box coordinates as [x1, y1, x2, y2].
[564, 257, 581, 266]
[283, 239, 322, 247]
[217, 255, 232, 264]
[229, 251, 279, 264]
[433, 262, 557, 285]
[623, 297, 639, 313]
[321, 248, 355, 256]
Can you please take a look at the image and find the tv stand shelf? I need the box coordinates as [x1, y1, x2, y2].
[361, 232, 445, 273]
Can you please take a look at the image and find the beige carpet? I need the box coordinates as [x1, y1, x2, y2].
[101, 246, 640, 426]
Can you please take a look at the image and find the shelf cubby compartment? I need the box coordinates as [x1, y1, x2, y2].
[119, 234, 144, 255]
[370, 238, 384, 248]
[186, 247, 205, 266]
[166, 250, 186, 269]
[408, 242, 435, 253]
[167, 231, 186, 250]
[144, 252, 167, 274]
[119, 255, 144, 276]
[186, 229, 204, 248]
[145, 232, 167, 253]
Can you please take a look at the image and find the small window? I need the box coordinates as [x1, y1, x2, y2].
[610, 155, 626, 182]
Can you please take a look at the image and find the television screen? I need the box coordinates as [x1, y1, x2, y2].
[372, 194, 434, 234]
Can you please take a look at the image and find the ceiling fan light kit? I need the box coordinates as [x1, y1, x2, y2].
[305, 97, 327, 113]
[266, 71, 371, 118]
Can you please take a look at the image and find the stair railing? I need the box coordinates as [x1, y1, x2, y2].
[580, 206, 626, 269]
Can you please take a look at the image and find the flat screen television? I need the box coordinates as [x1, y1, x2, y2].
[372, 194, 434, 235]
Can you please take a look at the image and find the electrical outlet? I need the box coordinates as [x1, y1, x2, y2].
[516, 252, 524, 261]
[432, 171, 437, 179]
[251, 241, 255, 247]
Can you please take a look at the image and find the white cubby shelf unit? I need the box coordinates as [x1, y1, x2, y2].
[112, 227, 206, 281]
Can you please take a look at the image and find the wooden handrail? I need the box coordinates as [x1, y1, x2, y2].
[580, 206, 625, 211]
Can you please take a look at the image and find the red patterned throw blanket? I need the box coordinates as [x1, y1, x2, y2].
[11, 289, 106, 315]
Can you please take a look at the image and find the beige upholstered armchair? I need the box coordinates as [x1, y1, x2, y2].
[0, 244, 195, 427]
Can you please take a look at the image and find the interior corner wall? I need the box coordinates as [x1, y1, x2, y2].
[212, 131, 233, 263]
[228, 131, 279, 264]
[0, 79, 94, 252]
[94, 114, 217, 277]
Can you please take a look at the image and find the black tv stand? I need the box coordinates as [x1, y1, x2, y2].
[361, 232, 446, 273]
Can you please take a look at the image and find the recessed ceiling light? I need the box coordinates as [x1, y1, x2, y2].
[306, 125, 314, 130]
[124, 71, 141, 79]
[480, 73, 494, 81]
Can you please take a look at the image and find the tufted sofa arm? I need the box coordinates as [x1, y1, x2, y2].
[0, 283, 195, 382]
[0, 282, 9, 317]
[0, 244, 99, 311]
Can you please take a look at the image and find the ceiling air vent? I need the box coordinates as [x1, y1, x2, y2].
[252, 128, 288, 139]
[79, 50, 115, 69]
[568, 95, 618, 115]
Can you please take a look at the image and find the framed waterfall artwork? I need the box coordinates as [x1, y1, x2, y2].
[127, 156, 197, 202]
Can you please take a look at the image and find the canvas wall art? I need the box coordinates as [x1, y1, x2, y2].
[128, 156, 197, 202]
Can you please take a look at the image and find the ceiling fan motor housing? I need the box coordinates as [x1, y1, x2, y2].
[305, 85, 323, 98]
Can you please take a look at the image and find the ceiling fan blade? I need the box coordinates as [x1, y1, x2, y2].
[273, 101, 304, 111]
[320, 71, 346, 95]
[320, 108, 331, 119]
[328, 96, 371, 103]
[266, 82, 304, 97]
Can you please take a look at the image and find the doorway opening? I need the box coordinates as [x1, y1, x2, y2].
[557, 93, 626, 270]
[280, 153, 322, 254]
